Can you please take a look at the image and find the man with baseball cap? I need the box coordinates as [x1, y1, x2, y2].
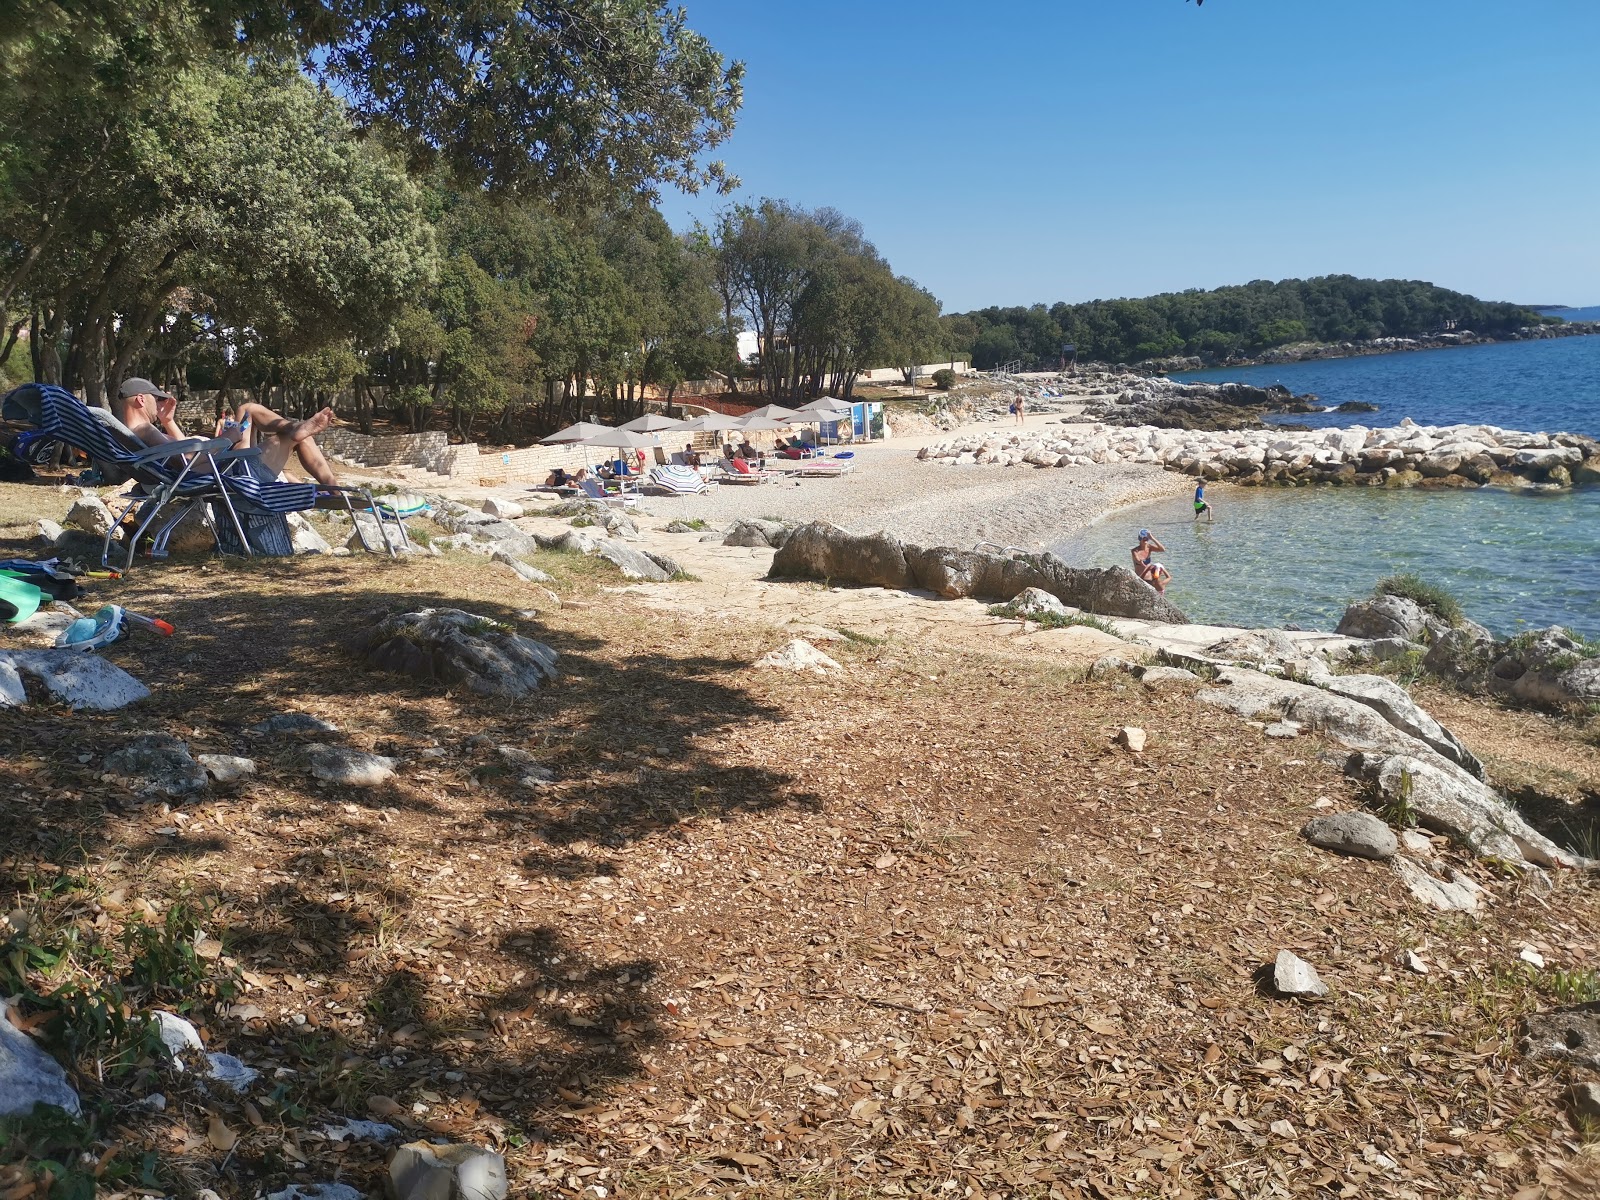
[114, 378, 341, 486]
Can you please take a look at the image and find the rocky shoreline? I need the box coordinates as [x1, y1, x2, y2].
[921, 418, 1600, 491]
[1139, 319, 1600, 373]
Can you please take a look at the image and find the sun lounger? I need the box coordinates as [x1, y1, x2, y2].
[782, 457, 854, 477]
[1, 383, 409, 567]
[580, 477, 640, 507]
[713, 457, 776, 484]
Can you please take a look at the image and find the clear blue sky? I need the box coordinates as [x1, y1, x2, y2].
[657, 0, 1600, 313]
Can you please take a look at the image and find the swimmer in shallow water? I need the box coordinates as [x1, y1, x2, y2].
[1131, 528, 1167, 586]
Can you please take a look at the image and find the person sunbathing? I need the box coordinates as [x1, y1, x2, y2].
[116, 378, 340, 486]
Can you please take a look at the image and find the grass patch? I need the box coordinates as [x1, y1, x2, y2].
[667, 518, 711, 532]
[1349, 645, 1429, 687]
[1376, 573, 1464, 628]
[839, 628, 887, 646]
[1502, 628, 1600, 676]
[1376, 766, 1419, 828]
[988, 603, 1117, 634]
[669, 570, 702, 583]
[569, 516, 597, 528]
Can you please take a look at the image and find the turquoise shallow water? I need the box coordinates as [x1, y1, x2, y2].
[1108, 332, 1600, 636]
[1053, 485, 1599, 639]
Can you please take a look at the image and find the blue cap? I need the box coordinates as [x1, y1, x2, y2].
[1138, 529, 1151, 539]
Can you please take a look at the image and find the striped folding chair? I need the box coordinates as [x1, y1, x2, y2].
[1, 384, 408, 568]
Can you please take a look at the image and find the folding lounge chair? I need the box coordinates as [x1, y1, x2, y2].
[714, 457, 772, 484]
[580, 477, 640, 508]
[1, 384, 409, 568]
[647, 465, 709, 495]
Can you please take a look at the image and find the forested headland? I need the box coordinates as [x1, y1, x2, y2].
[942, 276, 1557, 371]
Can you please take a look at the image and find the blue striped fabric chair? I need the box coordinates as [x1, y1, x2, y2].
[1, 384, 408, 568]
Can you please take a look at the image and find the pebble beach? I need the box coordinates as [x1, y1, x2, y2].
[539, 413, 1192, 551]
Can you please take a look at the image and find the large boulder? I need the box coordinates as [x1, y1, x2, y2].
[770, 522, 912, 590]
[1335, 594, 1450, 643]
[301, 744, 397, 788]
[435, 510, 542, 557]
[999, 587, 1070, 620]
[65, 495, 115, 538]
[723, 519, 790, 549]
[389, 1141, 509, 1200]
[1205, 630, 1298, 666]
[1486, 626, 1600, 711]
[594, 540, 670, 581]
[0, 651, 150, 711]
[354, 608, 559, 698]
[1348, 752, 1586, 869]
[907, 545, 1190, 622]
[1422, 624, 1497, 686]
[285, 512, 331, 555]
[1318, 673, 1484, 778]
[1301, 811, 1397, 860]
[1521, 1003, 1600, 1071]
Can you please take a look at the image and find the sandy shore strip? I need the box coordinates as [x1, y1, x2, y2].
[506, 413, 1192, 550]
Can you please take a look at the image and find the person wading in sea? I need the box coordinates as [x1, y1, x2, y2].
[1131, 528, 1170, 592]
[1194, 480, 1213, 522]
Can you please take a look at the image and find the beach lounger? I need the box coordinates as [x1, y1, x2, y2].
[1, 383, 409, 567]
[714, 457, 776, 484]
[580, 477, 640, 508]
[786, 457, 854, 477]
[647, 465, 709, 495]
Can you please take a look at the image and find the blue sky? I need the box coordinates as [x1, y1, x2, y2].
[657, 0, 1600, 313]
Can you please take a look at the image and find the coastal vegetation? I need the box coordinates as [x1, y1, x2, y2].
[1375, 573, 1466, 628]
[944, 275, 1555, 369]
[0, 1, 943, 433]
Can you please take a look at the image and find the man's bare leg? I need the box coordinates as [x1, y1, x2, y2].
[234, 402, 336, 446]
[292, 437, 339, 487]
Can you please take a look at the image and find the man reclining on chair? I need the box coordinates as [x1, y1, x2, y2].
[113, 378, 341, 487]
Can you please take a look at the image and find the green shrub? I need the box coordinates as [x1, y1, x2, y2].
[988, 603, 1116, 634]
[1375, 573, 1464, 627]
[931, 368, 956, 391]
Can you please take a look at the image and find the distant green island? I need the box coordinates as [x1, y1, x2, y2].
[942, 275, 1557, 370]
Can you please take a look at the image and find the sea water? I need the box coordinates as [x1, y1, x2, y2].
[1056, 332, 1600, 636]
[1054, 486, 1598, 639]
[1173, 329, 1600, 436]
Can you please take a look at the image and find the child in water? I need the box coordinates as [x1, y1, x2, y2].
[1194, 480, 1213, 522]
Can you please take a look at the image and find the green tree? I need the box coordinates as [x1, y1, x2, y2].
[4, 0, 743, 202]
[12, 56, 434, 403]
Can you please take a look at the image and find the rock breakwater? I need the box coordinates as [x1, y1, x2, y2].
[920, 419, 1600, 491]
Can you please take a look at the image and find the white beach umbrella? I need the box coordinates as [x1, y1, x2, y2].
[664, 411, 737, 432]
[731, 414, 795, 431]
[580, 428, 664, 450]
[795, 396, 856, 416]
[540, 420, 611, 444]
[619, 413, 683, 433]
[741, 403, 801, 421]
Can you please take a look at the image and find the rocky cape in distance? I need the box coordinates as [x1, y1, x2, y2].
[1136, 317, 1599, 374]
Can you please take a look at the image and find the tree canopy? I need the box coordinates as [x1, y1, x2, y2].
[713, 201, 947, 400]
[5, 0, 743, 201]
[944, 277, 1552, 370]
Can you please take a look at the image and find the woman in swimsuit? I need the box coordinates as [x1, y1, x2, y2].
[1131, 529, 1168, 590]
